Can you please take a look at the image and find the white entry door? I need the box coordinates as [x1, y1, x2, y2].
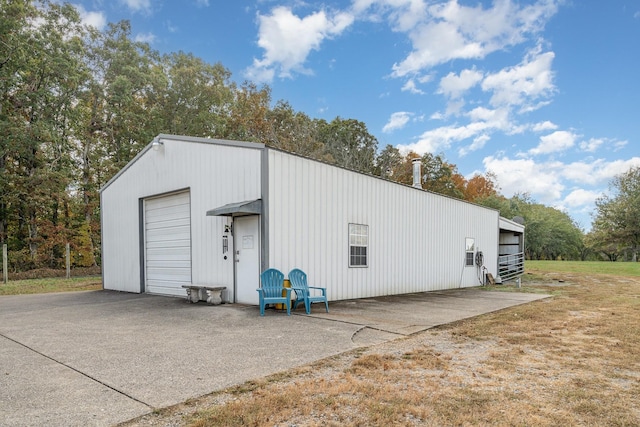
[234, 216, 260, 304]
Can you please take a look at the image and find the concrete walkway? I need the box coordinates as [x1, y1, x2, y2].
[0, 288, 549, 427]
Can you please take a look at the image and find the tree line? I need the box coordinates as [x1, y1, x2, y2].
[1, 1, 637, 272]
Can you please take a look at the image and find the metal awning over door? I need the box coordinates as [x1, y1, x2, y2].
[206, 199, 262, 217]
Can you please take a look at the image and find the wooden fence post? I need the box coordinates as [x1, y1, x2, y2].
[2, 244, 7, 284]
[66, 243, 71, 279]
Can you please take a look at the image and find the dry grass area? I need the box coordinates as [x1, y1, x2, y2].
[123, 271, 640, 427]
[0, 276, 102, 295]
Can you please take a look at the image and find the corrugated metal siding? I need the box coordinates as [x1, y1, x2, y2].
[499, 232, 522, 256]
[498, 217, 525, 257]
[267, 149, 499, 301]
[101, 137, 262, 297]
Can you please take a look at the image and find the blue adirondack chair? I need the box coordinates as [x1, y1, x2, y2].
[257, 268, 291, 316]
[288, 268, 329, 315]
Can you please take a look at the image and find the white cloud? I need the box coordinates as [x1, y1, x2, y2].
[529, 130, 577, 155]
[519, 99, 552, 113]
[443, 99, 465, 116]
[398, 106, 514, 154]
[563, 189, 601, 208]
[481, 47, 555, 110]
[383, 112, 413, 133]
[576, 137, 629, 154]
[396, 45, 563, 162]
[483, 155, 564, 203]
[417, 74, 434, 84]
[531, 120, 557, 132]
[590, 157, 640, 183]
[385, 0, 428, 32]
[401, 78, 425, 94]
[74, 4, 106, 30]
[437, 68, 483, 99]
[614, 140, 628, 151]
[579, 138, 604, 153]
[459, 134, 490, 157]
[389, 0, 559, 77]
[246, 65, 275, 84]
[481, 155, 640, 216]
[558, 158, 640, 187]
[467, 106, 501, 123]
[120, 0, 151, 13]
[245, 6, 354, 82]
[560, 160, 603, 186]
[165, 21, 178, 33]
[352, 0, 376, 14]
[406, 45, 557, 153]
[195, 0, 210, 7]
[135, 32, 156, 44]
[398, 120, 493, 154]
[392, 19, 482, 77]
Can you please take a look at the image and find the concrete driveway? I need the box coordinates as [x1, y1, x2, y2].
[0, 288, 549, 427]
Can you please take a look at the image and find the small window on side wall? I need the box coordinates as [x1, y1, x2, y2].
[465, 237, 475, 267]
[349, 223, 368, 267]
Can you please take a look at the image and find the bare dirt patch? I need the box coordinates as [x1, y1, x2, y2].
[120, 272, 640, 427]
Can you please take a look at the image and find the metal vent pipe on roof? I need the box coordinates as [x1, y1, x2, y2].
[412, 158, 422, 189]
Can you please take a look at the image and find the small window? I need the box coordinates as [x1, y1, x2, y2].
[465, 238, 475, 267]
[349, 223, 368, 267]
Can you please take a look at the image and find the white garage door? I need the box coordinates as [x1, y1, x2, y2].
[144, 191, 192, 296]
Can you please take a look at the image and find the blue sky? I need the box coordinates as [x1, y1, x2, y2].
[73, 0, 640, 230]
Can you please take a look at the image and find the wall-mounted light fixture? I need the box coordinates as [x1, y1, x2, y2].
[152, 138, 164, 151]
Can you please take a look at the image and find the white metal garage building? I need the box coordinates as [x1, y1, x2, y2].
[100, 134, 524, 305]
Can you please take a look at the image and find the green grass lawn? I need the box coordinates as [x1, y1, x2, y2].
[1, 261, 637, 297]
[526, 260, 640, 277]
[0, 276, 102, 295]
